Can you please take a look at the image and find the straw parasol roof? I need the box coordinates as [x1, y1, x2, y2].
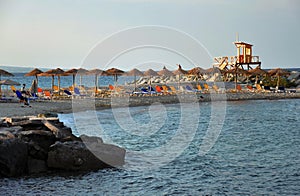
[38, 68, 65, 91]
[268, 68, 290, 87]
[123, 68, 144, 90]
[225, 67, 249, 75]
[187, 67, 205, 75]
[144, 69, 159, 76]
[0, 69, 14, 95]
[205, 67, 222, 74]
[248, 66, 267, 76]
[0, 79, 20, 96]
[158, 66, 174, 77]
[24, 68, 43, 77]
[65, 68, 78, 89]
[106, 68, 124, 75]
[173, 64, 188, 75]
[106, 68, 125, 83]
[124, 68, 144, 76]
[88, 69, 108, 92]
[0, 79, 20, 86]
[88, 69, 107, 76]
[0, 69, 14, 80]
[268, 68, 290, 76]
[225, 67, 249, 90]
[77, 68, 89, 75]
[24, 68, 43, 87]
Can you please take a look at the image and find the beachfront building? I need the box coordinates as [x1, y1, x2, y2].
[213, 38, 261, 71]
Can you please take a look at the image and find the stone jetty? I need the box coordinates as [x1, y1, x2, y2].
[0, 114, 125, 177]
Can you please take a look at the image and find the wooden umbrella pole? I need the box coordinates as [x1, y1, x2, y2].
[58, 75, 61, 95]
[73, 74, 75, 90]
[52, 75, 54, 92]
[235, 72, 237, 90]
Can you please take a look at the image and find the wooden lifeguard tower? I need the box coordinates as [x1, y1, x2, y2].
[213, 36, 261, 70]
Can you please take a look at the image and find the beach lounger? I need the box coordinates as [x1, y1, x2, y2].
[204, 83, 210, 92]
[43, 91, 52, 99]
[263, 86, 272, 92]
[74, 87, 86, 97]
[170, 86, 178, 94]
[16, 90, 30, 105]
[162, 85, 171, 94]
[212, 84, 221, 93]
[246, 85, 254, 92]
[185, 85, 197, 93]
[64, 89, 72, 96]
[197, 84, 203, 92]
[255, 84, 263, 92]
[277, 86, 285, 93]
[11, 85, 17, 92]
[147, 86, 157, 95]
[236, 84, 242, 91]
[155, 86, 163, 94]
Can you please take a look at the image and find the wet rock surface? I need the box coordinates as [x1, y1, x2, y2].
[0, 115, 126, 177]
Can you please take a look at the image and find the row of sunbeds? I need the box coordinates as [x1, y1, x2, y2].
[1, 83, 293, 102]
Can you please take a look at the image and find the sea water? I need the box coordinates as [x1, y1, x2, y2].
[0, 99, 299, 195]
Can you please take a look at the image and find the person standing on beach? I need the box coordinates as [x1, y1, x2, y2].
[20, 84, 31, 107]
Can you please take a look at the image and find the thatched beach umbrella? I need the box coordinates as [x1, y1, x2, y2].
[38, 68, 65, 92]
[188, 67, 205, 76]
[248, 66, 267, 84]
[106, 68, 125, 86]
[158, 66, 174, 77]
[88, 69, 107, 92]
[144, 69, 159, 85]
[65, 68, 78, 89]
[158, 66, 174, 85]
[0, 79, 20, 96]
[124, 68, 144, 90]
[144, 69, 159, 77]
[268, 68, 290, 88]
[226, 67, 249, 90]
[173, 64, 188, 75]
[24, 68, 43, 87]
[77, 68, 89, 88]
[0, 79, 20, 86]
[0, 69, 14, 80]
[0, 69, 14, 95]
[173, 64, 188, 88]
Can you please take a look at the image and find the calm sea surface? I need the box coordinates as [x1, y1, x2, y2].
[0, 99, 299, 195]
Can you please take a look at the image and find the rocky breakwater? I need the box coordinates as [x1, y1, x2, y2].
[0, 114, 125, 177]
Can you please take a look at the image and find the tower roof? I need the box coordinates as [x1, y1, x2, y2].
[234, 41, 253, 47]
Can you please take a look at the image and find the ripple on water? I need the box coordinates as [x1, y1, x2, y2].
[2, 99, 299, 195]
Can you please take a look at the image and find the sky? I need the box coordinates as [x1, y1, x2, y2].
[0, 0, 299, 71]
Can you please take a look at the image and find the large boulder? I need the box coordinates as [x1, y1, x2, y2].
[0, 138, 28, 177]
[27, 157, 48, 174]
[18, 130, 56, 151]
[47, 139, 125, 171]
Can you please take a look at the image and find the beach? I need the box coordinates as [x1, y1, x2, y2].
[1, 92, 300, 117]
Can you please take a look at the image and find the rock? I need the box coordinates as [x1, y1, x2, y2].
[80, 134, 103, 144]
[0, 126, 23, 135]
[27, 141, 48, 160]
[27, 157, 48, 174]
[0, 130, 15, 140]
[37, 113, 58, 118]
[42, 120, 73, 139]
[18, 130, 56, 151]
[47, 140, 125, 171]
[0, 138, 28, 177]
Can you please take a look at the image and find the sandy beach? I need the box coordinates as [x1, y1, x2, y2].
[1, 92, 300, 118]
